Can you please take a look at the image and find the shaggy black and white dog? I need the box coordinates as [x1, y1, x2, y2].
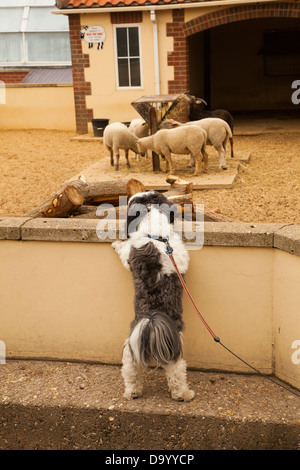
[112, 190, 195, 402]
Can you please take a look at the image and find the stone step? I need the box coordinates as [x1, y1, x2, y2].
[0, 360, 298, 451]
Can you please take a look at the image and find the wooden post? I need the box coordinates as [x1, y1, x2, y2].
[149, 106, 161, 172]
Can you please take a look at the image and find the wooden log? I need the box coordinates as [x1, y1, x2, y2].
[25, 181, 85, 218]
[163, 176, 194, 212]
[25, 178, 145, 218]
[164, 175, 193, 197]
[64, 178, 145, 204]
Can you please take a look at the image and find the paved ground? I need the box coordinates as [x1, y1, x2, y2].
[70, 111, 300, 191]
[0, 360, 299, 450]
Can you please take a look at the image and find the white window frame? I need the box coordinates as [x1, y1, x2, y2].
[0, 4, 71, 67]
[113, 24, 143, 90]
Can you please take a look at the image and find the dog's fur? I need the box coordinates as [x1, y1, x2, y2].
[112, 190, 195, 401]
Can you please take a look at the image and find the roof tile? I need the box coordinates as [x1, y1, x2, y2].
[56, 0, 188, 8]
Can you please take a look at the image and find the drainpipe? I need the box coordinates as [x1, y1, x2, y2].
[150, 10, 160, 95]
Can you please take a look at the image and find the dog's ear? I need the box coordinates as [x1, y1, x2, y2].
[126, 202, 148, 237]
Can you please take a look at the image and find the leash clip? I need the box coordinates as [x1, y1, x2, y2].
[165, 240, 173, 255]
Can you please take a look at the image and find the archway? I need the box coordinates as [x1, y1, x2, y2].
[167, 3, 300, 111]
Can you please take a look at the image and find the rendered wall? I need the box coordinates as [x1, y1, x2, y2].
[82, 11, 173, 129]
[0, 84, 76, 131]
[0, 218, 299, 390]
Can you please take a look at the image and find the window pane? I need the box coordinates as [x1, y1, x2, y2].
[26, 32, 71, 62]
[116, 28, 127, 57]
[129, 27, 139, 57]
[27, 7, 69, 31]
[130, 58, 141, 86]
[118, 58, 129, 87]
[0, 33, 22, 62]
[0, 8, 23, 32]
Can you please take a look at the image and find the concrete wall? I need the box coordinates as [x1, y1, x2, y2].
[0, 84, 76, 131]
[0, 218, 299, 390]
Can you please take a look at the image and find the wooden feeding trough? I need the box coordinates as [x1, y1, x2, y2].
[131, 94, 182, 173]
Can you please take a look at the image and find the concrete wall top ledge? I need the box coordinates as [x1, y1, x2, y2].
[0, 217, 299, 256]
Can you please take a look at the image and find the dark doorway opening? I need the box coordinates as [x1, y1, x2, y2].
[188, 18, 300, 113]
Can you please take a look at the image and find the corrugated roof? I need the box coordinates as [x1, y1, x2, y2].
[56, 0, 189, 8]
[21, 68, 73, 84]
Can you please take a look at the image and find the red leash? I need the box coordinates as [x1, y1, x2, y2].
[164, 239, 300, 398]
[167, 246, 219, 342]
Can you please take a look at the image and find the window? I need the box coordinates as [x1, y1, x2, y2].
[114, 25, 142, 88]
[0, 0, 71, 66]
[261, 29, 300, 76]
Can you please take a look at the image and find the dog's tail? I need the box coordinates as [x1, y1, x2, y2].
[128, 312, 182, 367]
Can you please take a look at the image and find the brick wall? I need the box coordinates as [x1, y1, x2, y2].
[68, 14, 93, 135]
[166, 10, 189, 95]
[166, 3, 300, 95]
[110, 11, 142, 24]
[0, 71, 29, 84]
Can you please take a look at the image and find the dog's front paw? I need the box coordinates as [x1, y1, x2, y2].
[112, 240, 122, 251]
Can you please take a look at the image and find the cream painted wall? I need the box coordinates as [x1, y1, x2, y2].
[83, 11, 173, 129]
[273, 250, 300, 388]
[0, 85, 76, 131]
[1, 239, 298, 389]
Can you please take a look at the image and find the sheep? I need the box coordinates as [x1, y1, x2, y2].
[183, 94, 234, 158]
[103, 122, 142, 171]
[129, 118, 149, 138]
[137, 125, 208, 176]
[128, 118, 149, 160]
[160, 117, 232, 171]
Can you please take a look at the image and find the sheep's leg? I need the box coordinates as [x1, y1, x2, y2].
[109, 148, 114, 167]
[230, 137, 234, 158]
[165, 157, 170, 173]
[193, 154, 202, 176]
[115, 152, 120, 171]
[221, 136, 228, 168]
[112, 144, 121, 171]
[201, 146, 208, 173]
[188, 155, 195, 168]
[163, 151, 174, 174]
[125, 150, 131, 169]
[218, 149, 227, 170]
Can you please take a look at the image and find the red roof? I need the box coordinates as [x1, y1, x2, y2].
[56, 0, 190, 8]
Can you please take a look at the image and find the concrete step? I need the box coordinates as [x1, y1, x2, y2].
[0, 360, 298, 451]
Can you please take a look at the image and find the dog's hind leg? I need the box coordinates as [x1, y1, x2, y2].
[122, 340, 144, 400]
[163, 358, 195, 402]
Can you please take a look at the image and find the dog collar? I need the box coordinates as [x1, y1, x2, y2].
[146, 234, 173, 254]
[146, 234, 169, 242]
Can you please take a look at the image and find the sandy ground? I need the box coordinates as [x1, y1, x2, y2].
[0, 129, 299, 223]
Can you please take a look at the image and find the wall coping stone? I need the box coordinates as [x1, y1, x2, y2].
[0, 217, 299, 257]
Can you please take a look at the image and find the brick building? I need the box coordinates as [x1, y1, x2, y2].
[55, 0, 300, 134]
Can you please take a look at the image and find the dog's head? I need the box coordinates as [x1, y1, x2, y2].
[126, 190, 176, 238]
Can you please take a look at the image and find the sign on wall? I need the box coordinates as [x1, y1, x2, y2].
[80, 26, 106, 50]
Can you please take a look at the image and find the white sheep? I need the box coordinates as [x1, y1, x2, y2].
[137, 125, 207, 176]
[160, 117, 232, 170]
[129, 118, 149, 138]
[103, 122, 141, 171]
[128, 118, 149, 160]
